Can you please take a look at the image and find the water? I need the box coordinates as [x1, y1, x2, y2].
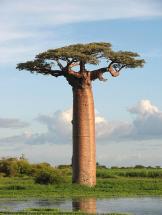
[0, 197, 162, 214]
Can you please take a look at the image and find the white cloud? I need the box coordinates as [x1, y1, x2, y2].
[95, 99, 162, 141]
[1, 0, 161, 64]
[0, 118, 29, 129]
[1, 99, 162, 146]
[1, 99, 162, 165]
[128, 99, 159, 115]
[0, 46, 36, 64]
[36, 109, 72, 142]
[129, 100, 162, 140]
[2, 0, 162, 27]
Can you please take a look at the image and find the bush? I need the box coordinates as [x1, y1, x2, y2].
[0, 158, 18, 177]
[30, 163, 55, 177]
[34, 169, 66, 185]
[17, 159, 31, 175]
[0, 156, 32, 177]
[57, 165, 72, 176]
[0, 156, 69, 181]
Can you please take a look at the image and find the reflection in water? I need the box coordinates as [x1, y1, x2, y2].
[0, 197, 162, 214]
[72, 198, 96, 214]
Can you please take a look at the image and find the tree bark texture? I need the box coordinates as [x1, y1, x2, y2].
[72, 86, 96, 186]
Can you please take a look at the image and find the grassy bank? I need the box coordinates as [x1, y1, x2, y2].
[0, 157, 162, 199]
[0, 176, 162, 199]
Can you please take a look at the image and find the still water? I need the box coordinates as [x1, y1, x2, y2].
[0, 197, 162, 214]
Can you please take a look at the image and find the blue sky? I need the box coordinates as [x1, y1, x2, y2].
[0, 0, 162, 166]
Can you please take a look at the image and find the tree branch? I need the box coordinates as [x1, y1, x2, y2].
[118, 65, 126, 72]
[16, 60, 66, 78]
[56, 59, 64, 70]
[90, 61, 126, 81]
[108, 65, 119, 77]
[32, 67, 64, 77]
[98, 73, 107, 81]
[80, 61, 85, 73]
[90, 67, 107, 81]
[50, 70, 64, 77]
[69, 62, 80, 68]
[65, 62, 82, 78]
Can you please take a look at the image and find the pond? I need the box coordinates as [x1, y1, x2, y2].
[0, 197, 162, 214]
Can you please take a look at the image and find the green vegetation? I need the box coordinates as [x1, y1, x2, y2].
[0, 156, 67, 185]
[0, 208, 130, 215]
[0, 177, 162, 199]
[0, 157, 162, 199]
[34, 169, 66, 185]
[96, 165, 162, 178]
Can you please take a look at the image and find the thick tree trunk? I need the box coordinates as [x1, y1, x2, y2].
[72, 86, 96, 186]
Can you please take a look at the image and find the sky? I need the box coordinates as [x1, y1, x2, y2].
[0, 0, 162, 167]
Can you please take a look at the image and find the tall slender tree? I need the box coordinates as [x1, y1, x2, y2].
[17, 42, 145, 186]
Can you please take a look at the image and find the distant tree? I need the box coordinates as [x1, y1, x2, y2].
[111, 166, 118, 169]
[17, 42, 144, 186]
[134, 165, 145, 169]
[155, 166, 161, 169]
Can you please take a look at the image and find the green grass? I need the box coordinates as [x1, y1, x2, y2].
[96, 167, 162, 178]
[0, 176, 162, 199]
[0, 167, 162, 199]
[0, 208, 131, 215]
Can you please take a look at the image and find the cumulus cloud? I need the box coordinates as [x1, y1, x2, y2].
[0, 109, 72, 145]
[96, 99, 162, 141]
[0, 108, 111, 145]
[128, 100, 159, 115]
[1, 99, 162, 166]
[0, 99, 162, 145]
[0, 117, 29, 129]
[129, 100, 162, 140]
[35, 109, 72, 142]
[34, 109, 131, 144]
[34, 99, 162, 142]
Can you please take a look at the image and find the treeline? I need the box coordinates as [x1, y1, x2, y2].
[96, 163, 162, 169]
[0, 156, 162, 184]
[110, 165, 161, 169]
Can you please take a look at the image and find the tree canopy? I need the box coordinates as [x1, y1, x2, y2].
[17, 42, 145, 86]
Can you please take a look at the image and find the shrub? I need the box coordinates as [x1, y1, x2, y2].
[0, 156, 33, 177]
[30, 163, 55, 177]
[34, 169, 66, 185]
[57, 165, 72, 176]
[0, 159, 18, 177]
[17, 159, 31, 175]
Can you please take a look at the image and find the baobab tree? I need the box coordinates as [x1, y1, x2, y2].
[17, 42, 144, 186]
